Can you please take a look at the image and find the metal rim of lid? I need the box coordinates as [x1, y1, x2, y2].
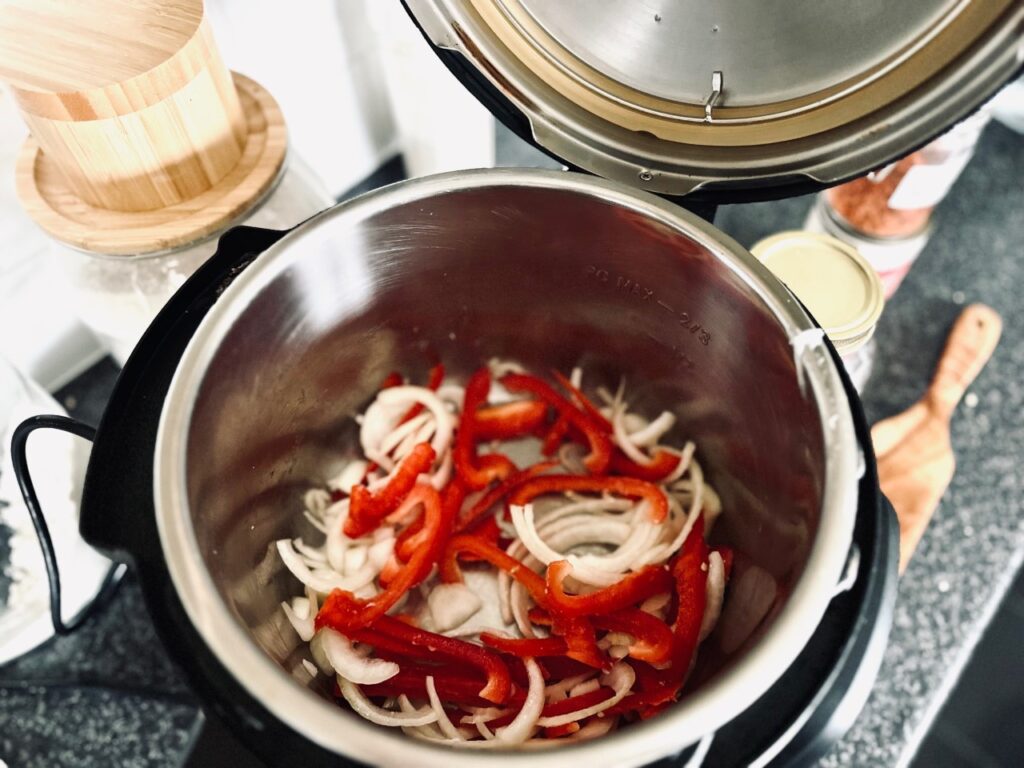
[406, 0, 1024, 200]
[751, 231, 885, 351]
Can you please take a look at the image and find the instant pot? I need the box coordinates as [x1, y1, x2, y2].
[13, 2, 1023, 766]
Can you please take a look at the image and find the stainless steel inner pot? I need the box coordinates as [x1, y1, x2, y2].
[155, 169, 859, 767]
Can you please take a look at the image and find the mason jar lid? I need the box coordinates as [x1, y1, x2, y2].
[751, 231, 885, 352]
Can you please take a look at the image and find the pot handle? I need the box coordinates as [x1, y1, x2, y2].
[10, 414, 127, 635]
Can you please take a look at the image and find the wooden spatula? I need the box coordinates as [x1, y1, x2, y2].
[870, 303, 1002, 573]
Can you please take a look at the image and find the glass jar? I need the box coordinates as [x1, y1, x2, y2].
[51, 153, 332, 364]
[823, 107, 991, 239]
[750, 232, 885, 394]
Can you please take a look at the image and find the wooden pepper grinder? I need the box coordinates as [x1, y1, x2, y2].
[0, 0, 288, 255]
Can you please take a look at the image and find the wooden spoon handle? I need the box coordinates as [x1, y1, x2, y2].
[927, 304, 1002, 419]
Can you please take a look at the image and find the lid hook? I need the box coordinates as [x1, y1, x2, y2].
[704, 71, 723, 123]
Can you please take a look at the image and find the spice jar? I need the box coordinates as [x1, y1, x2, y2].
[751, 232, 885, 393]
[823, 108, 991, 239]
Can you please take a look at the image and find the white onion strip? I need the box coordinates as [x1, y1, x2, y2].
[700, 551, 726, 642]
[496, 658, 545, 744]
[321, 629, 399, 684]
[427, 676, 464, 740]
[339, 678, 437, 726]
[537, 663, 635, 728]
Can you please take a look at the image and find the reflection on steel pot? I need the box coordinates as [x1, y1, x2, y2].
[148, 170, 860, 767]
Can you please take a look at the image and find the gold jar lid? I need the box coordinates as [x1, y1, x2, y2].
[751, 231, 884, 353]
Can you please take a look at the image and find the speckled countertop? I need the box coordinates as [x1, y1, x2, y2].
[1, 123, 1022, 767]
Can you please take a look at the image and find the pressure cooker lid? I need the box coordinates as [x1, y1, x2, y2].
[404, 0, 1024, 201]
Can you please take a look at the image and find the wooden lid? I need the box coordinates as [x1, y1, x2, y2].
[16, 73, 288, 255]
[0, 0, 247, 211]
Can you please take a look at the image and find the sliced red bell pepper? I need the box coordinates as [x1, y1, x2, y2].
[455, 459, 558, 533]
[458, 515, 503, 563]
[540, 415, 571, 455]
[395, 477, 465, 563]
[322, 612, 512, 704]
[439, 534, 547, 604]
[397, 363, 445, 425]
[593, 608, 673, 664]
[473, 400, 549, 441]
[359, 666, 525, 709]
[669, 516, 709, 678]
[501, 373, 612, 474]
[551, 614, 609, 670]
[542, 686, 614, 717]
[380, 371, 403, 389]
[320, 483, 444, 626]
[343, 442, 436, 538]
[551, 370, 612, 431]
[479, 633, 568, 658]
[545, 561, 673, 618]
[509, 474, 669, 523]
[454, 369, 517, 489]
[609, 448, 682, 483]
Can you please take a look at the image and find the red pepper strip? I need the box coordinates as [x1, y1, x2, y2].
[343, 442, 436, 538]
[501, 373, 612, 474]
[395, 478, 465, 563]
[540, 415, 571, 455]
[552, 614, 609, 670]
[439, 535, 548, 603]
[319, 484, 443, 627]
[458, 515, 502, 563]
[545, 723, 582, 738]
[360, 667, 526, 709]
[609, 448, 682, 483]
[479, 633, 568, 658]
[669, 517, 709, 678]
[453, 369, 517, 490]
[397, 363, 445, 425]
[551, 370, 612, 431]
[537, 655, 600, 681]
[473, 400, 549, 441]
[593, 608, 673, 664]
[542, 687, 614, 717]
[546, 560, 673, 618]
[381, 371, 403, 389]
[331, 612, 511, 704]
[394, 515, 425, 562]
[455, 459, 559, 533]
[510, 474, 668, 524]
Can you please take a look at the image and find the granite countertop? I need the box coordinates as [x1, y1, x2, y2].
[1, 123, 1022, 767]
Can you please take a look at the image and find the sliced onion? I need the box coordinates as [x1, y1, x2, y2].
[660, 440, 696, 484]
[281, 597, 315, 642]
[568, 678, 601, 697]
[426, 676, 464, 740]
[304, 488, 332, 515]
[339, 677, 437, 727]
[461, 707, 513, 725]
[496, 658, 545, 744]
[344, 545, 368, 576]
[319, 628, 399, 684]
[700, 551, 726, 642]
[301, 658, 318, 678]
[536, 662, 635, 727]
[277, 539, 378, 595]
[368, 537, 395, 570]
[303, 510, 328, 534]
[428, 582, 483, 633]
[380, 411, 433, 455]
[373, 386, 454, 459]
[329, 461, 369, 495]
[544, 673, 593, 703]
[292, 537, 326, 563]
[627, 411, 676, 447]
